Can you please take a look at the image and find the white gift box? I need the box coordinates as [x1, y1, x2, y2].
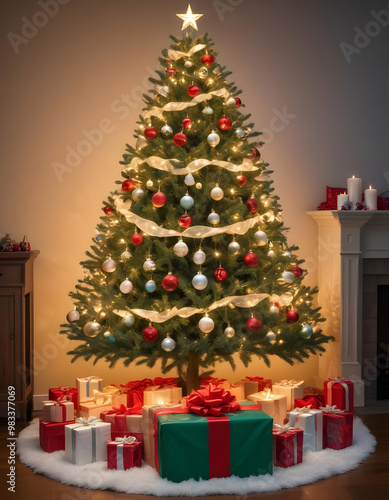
[288, 408, 323, 453]
[272, 380, 304, 410]
[65, 419, 111, 465]
[248, 391, 287, 425]
[42, 400, 74, 422]
[76, 376, 103, 403]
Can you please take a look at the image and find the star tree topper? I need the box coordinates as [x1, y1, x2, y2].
[176, 4, 203, 31]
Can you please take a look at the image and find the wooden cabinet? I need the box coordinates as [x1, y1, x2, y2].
[0, 251, 39, 420]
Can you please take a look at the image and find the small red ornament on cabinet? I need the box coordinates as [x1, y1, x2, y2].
[178, 214, 192, 227]
[287, 310, 299, 322]
[131, 233, 143, 246]
[144, 126, 158, 140]
[143, 326, 158, 342]
[174, 133, 187, 147]
[152, 192, 167, 208]
[246, 317, 262, 332]
[214, 267, 227, 282]
[218, 116, 232, 130]
[122, 179, 135, 192]
[201, 54, 214, 66]
[244, 252, 258, 268]
[162, 274, 179, 291]
[188, 85, 199, 97]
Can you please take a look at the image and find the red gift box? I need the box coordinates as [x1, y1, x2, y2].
[39, 418, 75, 452]
[120, 377, 178, 409]
[49, 386, 78, 411]
[322, 408, 353, 450]
[324, 378, 354, 413]
[100, 404, 142, 439]
[272, 424, 303, 468]
[107, 437, 142, 469]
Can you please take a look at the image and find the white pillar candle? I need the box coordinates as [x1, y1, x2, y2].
[347, 176, 362, 204]
[337, 193, 349, 210]
[364, 186, 377, 210]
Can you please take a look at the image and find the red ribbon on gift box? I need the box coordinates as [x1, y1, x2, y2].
[49, 387, 78, 410]
[200, 376, 228, 388]
[186, 384, 240, 417]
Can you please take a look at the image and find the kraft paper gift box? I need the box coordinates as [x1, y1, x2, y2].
[100, 404, 143, 441]
[321, 405, 353, 450]
[65, 417, 111, 465]
[76, 376, 103, 404]
[272, 424, 304, 468]
[288, 407, 323, 454]
[42, 399, 74, 422]
[234, 376, 273, 398]
[49, 386, 78, 410]
[200, 377, 245, 401]
[248, 390, 287, 425]
[272, 380, 304, 411]
[324, 377, 354, 413]
[107, 436, 142, 470]
[40, 419, 75, 453]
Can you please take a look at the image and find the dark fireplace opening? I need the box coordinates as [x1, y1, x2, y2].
[377, 285, 389, 400]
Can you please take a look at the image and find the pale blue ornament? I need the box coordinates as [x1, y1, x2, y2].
[301, 324, 313, 338]
[192, 272, 208, 290]
[145, 279, 157, 293]
[180, 195, 194, 210]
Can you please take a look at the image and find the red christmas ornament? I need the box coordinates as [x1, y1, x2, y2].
[287, 310, 299, 322]
[103, 206, 112, 215]
[244, 252, 258, 268]
[122, 179, 135, 192]
[143, 326, 158, 342]
[251, 145, 262, 159]
[162, 274, 179, 291]
[182, 117, 192, 129]
[246, 197, 258, 213]
[131, 233, 143, 246]
[144, 126, 158, 140]
[188, 85, 199, 97]
[152, 192, 167, 208]
[201, 54, 215, 66]
[173, 132, 187, 147]
[165, 66, 178, 74]
[214, 267, 227, 282]
[246, 317, 262, 333]
[178, 214, 192, 227]
[236, 175, 247, 186]
[235, 97, 242, 108]
[12, 244, 21, 252]
[290, 266, 303, 278]
[218, 116, 232, 130]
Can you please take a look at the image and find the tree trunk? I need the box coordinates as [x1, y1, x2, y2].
[186, 351, 200, 395]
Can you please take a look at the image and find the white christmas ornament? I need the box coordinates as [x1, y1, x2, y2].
[235, 128, 246, 138]
[136, 136, 148, 150]
[143, 258, 156, 271]
[66, 309, 80, 323]
[270, 305, 279, 315]
[159, 86, 169, 97]
[161, 124, 173, 136]
[266, 330, 276, 342]
[224, 326, 235, 338]
[210, 184, 224, 201]
[146, 180, 154, 188]
[120, 279, 133, 294]
[207, 131, 220, 147]
[226, 96, 237, 107]
[208, 210, 220, 225]
[83, 321, 101, 337]
[184, 60, 193, 68]
[203, 106, 213, 115]
[121, 250, 131, 262]
[193, 249, 206, 265]
[282, 271, 295, 283]
[173, 240, 189, 257]
[161, 334, 176, 352]
[254, 230, 268, 246]
[198, 316, 214, 333]
[192, 272, 208, 290]
[228, 240, 240, 254]
[184, 173, 195, 186]
[131, 188, 144, 201]
[283, 251, 292, 258]
[123, 314, 134, 326]
[268, 249, 276, 258]
[102, 258, 116, 273]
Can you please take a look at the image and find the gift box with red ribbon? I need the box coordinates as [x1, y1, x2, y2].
[151, 385, 273, 482]
[272, 424, 303, 468]
[234, 376, 272, 398]
[321, 405, 353, 450]
[42, 396, 74, 422]
[107, 436, 142, 470]
[100, 404, 143, 443]
[143, 377, 182, 406]
[200, 376, 245, 401]
[49, 386, 78, 410]
[39, 418, 75, 453]
[324, 377, 354, 413]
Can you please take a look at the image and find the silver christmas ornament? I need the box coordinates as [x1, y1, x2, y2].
[161, 124, 173, 136]
[224, 326, 235, 338]
[198, 316, 214, 333]
[83, 321, 101, 337]
[161, 334, 176, 352]
[66, 309, 80, 323]
[184, 60, 193, 68]
[146, 180, 154, 188]
[197, 67, 208, 79]
[131, 188, 144, 201]
[192, 272, 208, 290]
[102, 258, 116, 273]
[228, 240, 240, 254]
[95, 234, 104, 242]
[159, 86, 169, 97]
[301, 324, 313, 338]
[180, 194, 194, 210]
[173, 240, 189, 257]
[145, 279, 157, 293]
[196, 182, 202, 189]
[143, 258, 156, 271]
[121, 250, 131, 262]
[120, 279, 133, 294]
[270, 305, 279, 315]
[207, 131, 220, 147]
[254, 230, 268, 246]
[235, 128, 246, 138]
[268, 249, 276, 258]
[210, 184, 224, 201]
[226, 96, 236, 107]
[208, 210, 220, 225]
[193, 249, 206, 265]
[123, 314, 134, 326]
[282, 271, 295, 283]
[136, 136, 148, 150]
[283, 251, 292, 258]
[184, 173, 195, 186]
[203, 106, 214, 115]
[266, 330, 276, 342]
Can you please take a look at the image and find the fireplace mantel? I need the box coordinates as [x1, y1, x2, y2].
[308, 210, 389, 406]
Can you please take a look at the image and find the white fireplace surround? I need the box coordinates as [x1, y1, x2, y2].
[308, 211, 389, 406]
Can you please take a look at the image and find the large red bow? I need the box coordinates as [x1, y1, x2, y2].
[120, 378, 154, 392]
[186, 384, 240, 416]
[152, 377, 178, 388]
[200, 376, 228, 387]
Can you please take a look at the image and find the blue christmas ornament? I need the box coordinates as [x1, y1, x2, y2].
[192, 272, 208, 290]
[145, 279, 157, 293]
[103, 331, 116, 343]
[123, 314, 134, 327]
[180, 195, 194, 210]
[301, 324, 313, 338]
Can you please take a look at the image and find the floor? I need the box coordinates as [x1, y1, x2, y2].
[2, 403, 389, 500]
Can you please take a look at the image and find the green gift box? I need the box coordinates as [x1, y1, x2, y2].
[154, 401, 273, 482]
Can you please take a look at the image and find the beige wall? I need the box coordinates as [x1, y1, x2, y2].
[1, 0, 387, 394]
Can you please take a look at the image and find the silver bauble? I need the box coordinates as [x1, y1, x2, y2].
[102, 258, 116, 273]
[268, 250, 276, 258]
[224, 326, 235, 338]
[301, 324, 313, 338]
[283, 251, 292, 258]
[83, 321, 101, 337]
[161, 124, 173, 136]
[210, 185, 224, 201]
[184, 60, 193, 68]
[146, 180, 154, 188]
[120, 279, 133, 294]
[282, 271, 295, 283]
[131, 188, 144, 201]
[270, 305, 279, 315]
[184, 173, 195, 186]
[121, 250, 131, 262]
[193, 249, 206, 265]
[143, 258, 156, 271]
[173, 241, 189, 257]
[266, 330, 276, 342]
[203, 106, 214, 115]
[161, 334, 176, 352]
[196, 182, 202, 189]
[192, 272, 208, 290]
[180, 195, 194, 210]
[208, 211, 220, 225]
[136, 136, 148, 150]
[228, 240, 240, 254]
[66, 309, 80, 323]
[198, 316, 214, 333]
[145, 279, 157, 293]
[235, 128, 246, 138]
[123, 314, 134, 326]
[207, 131, 220, 147]
[254, 230, 268, 246]
[197, 67, 208, 79]
[226, 96, 236, 107]
[159, 86, 169, 97]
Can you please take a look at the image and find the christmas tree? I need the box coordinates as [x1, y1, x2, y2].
[61, 6, 332, 394]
